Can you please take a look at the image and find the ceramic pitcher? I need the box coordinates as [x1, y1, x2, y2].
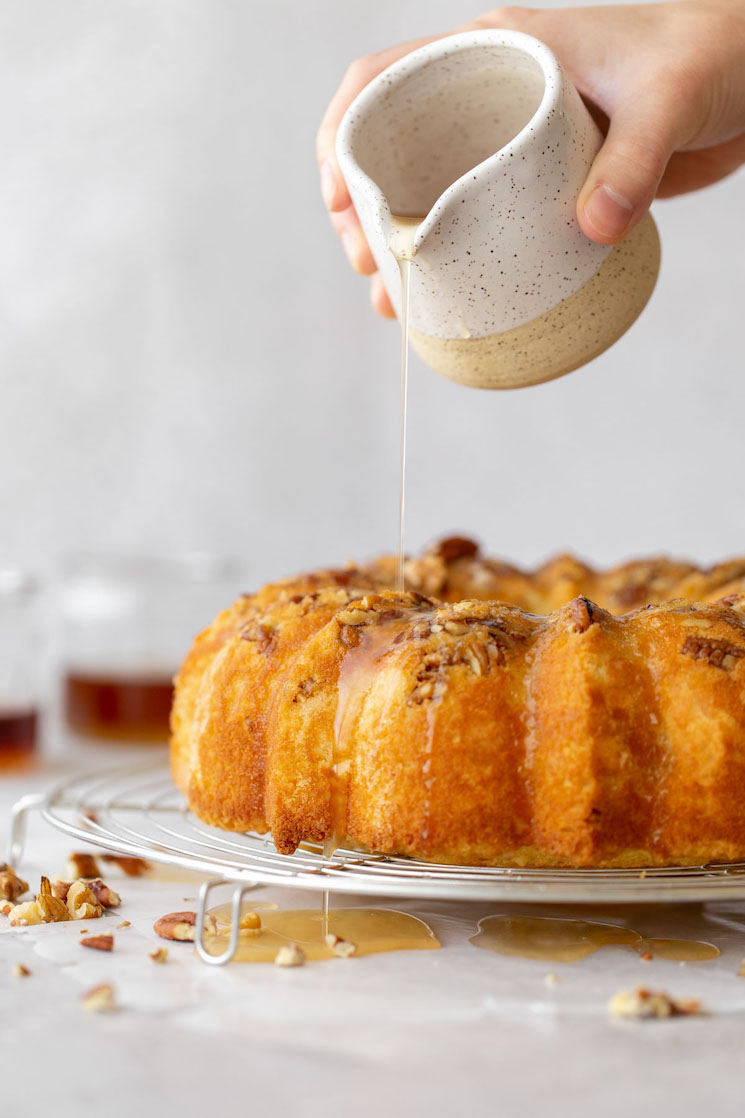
[336, 29, 660, 390]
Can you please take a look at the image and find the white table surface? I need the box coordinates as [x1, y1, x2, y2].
[3, 748, 745, 1118]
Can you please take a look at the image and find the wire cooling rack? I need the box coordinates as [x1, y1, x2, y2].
[8, 760, 745, 963]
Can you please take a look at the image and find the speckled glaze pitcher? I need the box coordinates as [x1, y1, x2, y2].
[336, 29, 660, 390]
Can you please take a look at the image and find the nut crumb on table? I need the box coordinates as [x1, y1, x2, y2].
[81, 983, 116, 1013]
[274, 943, 305, 967]
[608, 987, 702, 1020]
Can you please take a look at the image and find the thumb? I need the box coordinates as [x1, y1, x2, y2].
[577, 94, 681, 244]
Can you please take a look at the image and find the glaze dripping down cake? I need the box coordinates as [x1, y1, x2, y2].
[170, 538, 745, 868]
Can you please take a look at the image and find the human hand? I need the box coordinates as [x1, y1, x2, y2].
[317, 2, 745, 317]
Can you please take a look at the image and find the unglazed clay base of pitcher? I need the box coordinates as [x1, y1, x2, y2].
[410, 213, 660, 390]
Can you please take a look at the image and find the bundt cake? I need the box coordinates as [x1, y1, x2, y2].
[170, 538, 745, 868]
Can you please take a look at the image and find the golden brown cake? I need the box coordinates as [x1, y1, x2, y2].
[170, 538, 745, 868]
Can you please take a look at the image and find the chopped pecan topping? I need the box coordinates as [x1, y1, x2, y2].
[293, 677, 318, 702]
[567, 597, 596, 634]
[429, 536, 479, 563]
[240, 623, 277, 654]
[338, 624, 362, 648]
[681, 635, 745, 669]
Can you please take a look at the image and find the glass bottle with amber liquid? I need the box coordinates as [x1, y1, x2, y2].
[0, 570, 40, 771]
[58, 554, 242, 745]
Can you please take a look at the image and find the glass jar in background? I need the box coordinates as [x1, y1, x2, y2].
[0, 570, 40, 770]
[57, 554, 244, 745]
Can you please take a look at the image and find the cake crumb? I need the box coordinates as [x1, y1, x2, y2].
[737, 960, 745, 978]
[544, 973, 559, 987]
[12, 963, 30, 977]
[608, 986, 702, 1020]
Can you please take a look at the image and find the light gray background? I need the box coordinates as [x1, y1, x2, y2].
[2, 0, 743, 590]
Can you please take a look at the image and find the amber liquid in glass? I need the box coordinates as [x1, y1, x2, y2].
[64, 672, 173, 742]
[0, 709, 38, 769]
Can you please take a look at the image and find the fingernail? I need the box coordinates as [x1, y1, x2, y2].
[320, 161, 337, 209]
[583, 184, 635, 239]
[341, 231, 358, 267]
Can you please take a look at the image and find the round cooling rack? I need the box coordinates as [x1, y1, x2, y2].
[8, 760, 745, 910]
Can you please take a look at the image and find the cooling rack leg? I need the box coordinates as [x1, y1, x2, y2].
[6, 793, 46, 866]
[195, 878, 252, 966]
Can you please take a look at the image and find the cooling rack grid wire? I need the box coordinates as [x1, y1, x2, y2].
[8, 760, 745, 964]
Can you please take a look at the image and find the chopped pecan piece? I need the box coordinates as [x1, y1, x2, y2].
[36, 876, 71, 922]
[338, 624, 361, 648]
[274, 943, 305, 967]
[8, 901, 43, 926]
[66, 881, 104, 920]
[80, 934, 114, 952]
[608, 987, 702, 1020]
[101, 855, 151, 877]
[681, 635, 745, 669]
[0, 864, 29, 903]
[240, 623, 277, 654]
[67, 852, 101, 880]
[325, 933, 356, 958]
[86, 879, 122, 908]
[154, 911, 197, 941]
[81, 984, 116, 1013]
[567, 597, 596, 634]
[430, 536, 479, 563]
